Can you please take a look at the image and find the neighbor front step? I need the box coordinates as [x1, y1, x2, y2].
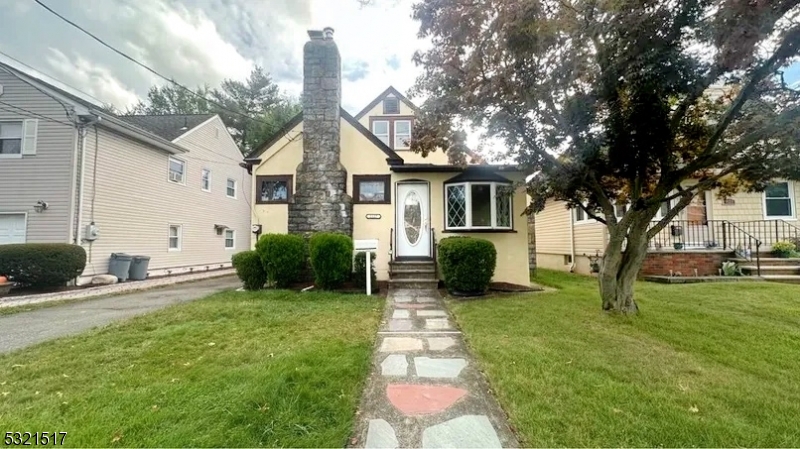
[388, 278, 440, 290]
[760, 275, 800, 284]
[728, 258, 800, 266]
[740, 265, 800, 276]
[390, 269, 437, 280]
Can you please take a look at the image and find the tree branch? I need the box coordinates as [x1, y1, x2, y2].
[577, 202, 608, 225]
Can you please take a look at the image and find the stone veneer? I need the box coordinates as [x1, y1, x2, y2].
[288, 28, 352, 237]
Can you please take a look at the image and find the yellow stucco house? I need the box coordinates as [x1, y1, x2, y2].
[243, 29, 530, 286]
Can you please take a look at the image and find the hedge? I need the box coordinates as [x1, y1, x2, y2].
[353, 251, 378, 292]
[255, 234, 306, 288]
[309, 233, 353, 290]
[231, 250, 267, 290]
[438, 236, 496, 294]
[0, 243, 87, 288]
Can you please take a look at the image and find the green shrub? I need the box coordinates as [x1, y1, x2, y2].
[309, 233, 353, 290]
[772, 240, 798, 258]
[438, 236, 497, 294]
[0, 243, 86, 288]
[353, 251, 378, 292]
[255, 234, 306, 288]
[231, 250, 267, 290]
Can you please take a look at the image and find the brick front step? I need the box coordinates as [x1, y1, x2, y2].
[728, 258, 800, 266]
[390, 269, 437, 280]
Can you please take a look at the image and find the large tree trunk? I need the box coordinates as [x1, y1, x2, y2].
[598, 222, 649, 314]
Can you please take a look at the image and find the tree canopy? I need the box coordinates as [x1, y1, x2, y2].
[127, 66, 300, 154]
[408, 0, 800, 312]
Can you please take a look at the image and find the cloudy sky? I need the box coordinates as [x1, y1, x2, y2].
[0, 0, 423, 114]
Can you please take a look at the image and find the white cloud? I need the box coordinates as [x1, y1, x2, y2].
[44, 48, 140, 108]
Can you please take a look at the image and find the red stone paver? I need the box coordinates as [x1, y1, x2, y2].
[386, 384, 467, 416]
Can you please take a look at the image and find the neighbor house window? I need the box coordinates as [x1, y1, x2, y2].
[372, 120, 390, 147]
[226, 179, 237, 198]
[574, 206, 590, 223]
[383, 97, 400, 114]
[168, 157, 185, 184]
[764, 181, 794, 219]
[445, 182, 513, 230]
[201, 169, 211, 191]
[354, 175, 390, 204]
[256, 175, 292, 204]
[168, 225, 182, 251]
[224, 229, 235, 249]
[0, 122, 22, 157]
[394, 120, 411, 149]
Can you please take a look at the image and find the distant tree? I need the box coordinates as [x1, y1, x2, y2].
[126, 66, 300, 153]
[408, 0, 800, 313]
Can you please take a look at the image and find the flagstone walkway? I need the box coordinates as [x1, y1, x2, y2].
[351, 287, 519, 448]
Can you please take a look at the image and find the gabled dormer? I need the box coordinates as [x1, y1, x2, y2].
[355, 86, 419, 151]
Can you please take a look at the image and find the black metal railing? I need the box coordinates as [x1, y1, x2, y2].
[724, 220, 800, 248]
[389, 228, 394, 279]
[431, 228, 437, 278]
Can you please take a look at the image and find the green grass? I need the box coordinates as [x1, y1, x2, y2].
[0, 290, 383, 447]
[448, 270, 800, 447]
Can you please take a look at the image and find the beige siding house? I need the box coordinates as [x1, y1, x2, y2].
[535, 183, 800, 276]
[0, 62, 251, 282]
[245, 30, 531, 286]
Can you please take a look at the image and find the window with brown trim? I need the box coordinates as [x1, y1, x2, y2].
[354, 175, 391, 204]
[369, 116, 415, 150]
[256, 175, 293, 204]
[383, 97, 400, 114]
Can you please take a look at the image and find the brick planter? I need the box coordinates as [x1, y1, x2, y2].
[640, 250, 734, 277]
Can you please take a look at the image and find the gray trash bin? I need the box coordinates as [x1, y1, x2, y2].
[108, 253, 133, 282]
[129, 255, 151, 281]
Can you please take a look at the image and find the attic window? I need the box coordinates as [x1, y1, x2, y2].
[383, 97, 400, 114]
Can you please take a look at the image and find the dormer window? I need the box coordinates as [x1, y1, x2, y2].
[370, 117, 414, 150]
[383, 96, 400, 114]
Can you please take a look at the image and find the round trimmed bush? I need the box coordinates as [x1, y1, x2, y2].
[772, 240, 798, 258]
[438, 236, 496, 295]
[255, 234, 306, 288]
[353, 251, 378, 293]
[309, 233, 353, 290]
[0, 243, 86, 288]
[231, 250, 267, 290]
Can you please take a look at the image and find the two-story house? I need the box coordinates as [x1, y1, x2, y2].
[0, 61, 251, 282]
[244, 28, 531, 286]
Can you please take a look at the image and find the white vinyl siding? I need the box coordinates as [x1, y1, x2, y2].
[0, 71, 75, 244]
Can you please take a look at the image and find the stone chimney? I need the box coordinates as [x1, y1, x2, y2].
[288, 27, 353, 237]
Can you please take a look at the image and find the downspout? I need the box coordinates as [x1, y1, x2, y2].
[74, 115, 101, 244]
[569, 212, 576, 273]
[67, 125, 80, 243]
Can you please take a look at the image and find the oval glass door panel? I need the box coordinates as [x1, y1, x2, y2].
[403, 190, 422, 246]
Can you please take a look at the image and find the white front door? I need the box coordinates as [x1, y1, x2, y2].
[0, 214, 27, 245]
[396, 182, 431, 258]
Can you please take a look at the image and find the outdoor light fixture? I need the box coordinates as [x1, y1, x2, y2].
[33, 200, 49, 213]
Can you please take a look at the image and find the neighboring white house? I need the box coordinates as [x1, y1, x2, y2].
[0, 61, 251, 282]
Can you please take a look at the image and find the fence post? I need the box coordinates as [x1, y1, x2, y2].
[366, 251, 372, 296]
[722, 221, 728, 250]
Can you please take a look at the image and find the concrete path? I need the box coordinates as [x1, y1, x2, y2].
[0, 276, 240, 354]
[352, 287, 519, 448]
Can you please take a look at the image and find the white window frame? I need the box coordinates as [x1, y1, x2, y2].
[201, 168, 211, 192]
[168, 157, 186, 185]
[0, 121, 24, 159]
[372, 120, 390, 147]
[226, 178, 237, 198]
[168, 225, 182, 251]
[763, 180, 796, 220]
[573, 205, 594, 225]
[394, 120, 412, 149]
[224, 229, 235, 250]
[444, 181, 513, 231]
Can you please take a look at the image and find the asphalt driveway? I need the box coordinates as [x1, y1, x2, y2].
[0, 276, 241, 354]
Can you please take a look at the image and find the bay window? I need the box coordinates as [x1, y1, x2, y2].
[445, 182, 513, 230]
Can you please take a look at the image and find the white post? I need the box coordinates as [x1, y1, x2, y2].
[366, 251, 372, 296]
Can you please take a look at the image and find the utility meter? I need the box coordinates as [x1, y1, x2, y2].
[84, 222, 100, 241]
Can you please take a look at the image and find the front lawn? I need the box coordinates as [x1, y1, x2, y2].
[0, 290, 382, 447]
[449, 270, 800, 447]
